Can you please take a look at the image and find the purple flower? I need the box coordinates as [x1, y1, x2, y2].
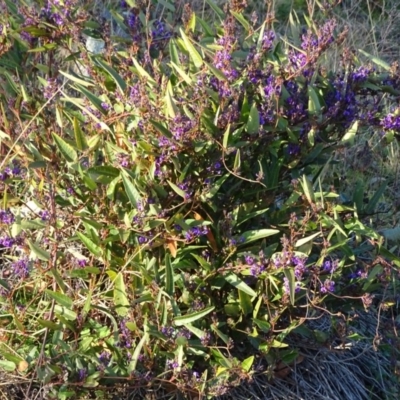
[98, 351, 111, 367]
[78, 368, 87, 381]
[381, 113, 400, 131]
[39, 210, 50, 221]
[320, 279, 335, 293]
[12, 258, 30, 279]
[0, 209, 15, 225]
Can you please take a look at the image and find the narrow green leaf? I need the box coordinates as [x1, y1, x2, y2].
[230, 10, 250, 31]
[365, 181, 388, 214]
[170, 61, 192, 85]
[241, 356, 254, 372]
[76, 231, 103, 257]
[52, 132, 77, 162]
[301, 175, 315, 203]
[93, 57, 127, 92]
[128, 331, 149, 372]
[73, 116, 88, 151]
[295, 232, 321, 248]
[224, 272, 256, 297]
[0, 360, 16, 372]
[205, 61, 228, 81]
[88, 166, 120, 178]
[169, 39, 179, 65]
[239, 291, 253, 316]
[131, 57, 157, 86]
[308, 85, 321, 116]
[233, 149, 241, 172]
[27, 240, 50, 261]
[167, 180, 187, 199]
[180, 28, 203, 69]
[238, 229, 279, 245]
[205, 0, 224, 20]
[174, 306, 215, 326]
[358, 49, 391, 71]
[114, 273, 129, 317]
[45, 290, 73, 308]
[121, 170, 142, 207]
[223, 123, 231, 149]
[341, 120, 358, 145]
[54, 305, 77, 321]
[246, 103, 259, 134]
[165, 82, 178, 118]
[283, 268, 296, 306]
[59, 70, 94, 87]
[165, 253, 174, 296]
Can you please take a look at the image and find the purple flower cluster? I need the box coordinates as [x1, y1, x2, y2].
[381, 112, 400, 131]
[12, 257, 30, 279]
[98, 351, 111, 368]
[262, 30, 275, 51]
[0, 162, 23, 181]
[170, 115, 195, 142]
[214, 36, 239, 81]
[118, 319, 133, 348]
[244, 253, 267, 277]
[151, 20, 172, 44]
[184, 225, 208, 241]
[283, 277, 301, 294]
[321, 259, 338, 274]
[43, 78, 62, 100]
[320, 279, 335, 293]
[0, 235, 23, 249]
[39, 0, 72, 27]
[0, 209, 15, 225]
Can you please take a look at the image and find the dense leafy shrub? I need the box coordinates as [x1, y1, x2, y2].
[0, 0, 399, 398]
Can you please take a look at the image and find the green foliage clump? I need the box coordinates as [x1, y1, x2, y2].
[0, 0, 399, 398]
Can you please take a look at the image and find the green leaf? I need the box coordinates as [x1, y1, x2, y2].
[76, 232, 103, 257]
[88, 166, 120, 178]
[233, 149, 241, 172]
[205, 0, 224, 20]
[283, 268, 296, 306]
[301, 175, 315, 204]
[121, 170, 142, 207]
[365, 181, 388, 214]
[180, 28, 203, 69]
[52, 132, 77, 162]
[73, 116, 88, 151]
[167, 180, 187, 199]
[54, 305, 77, 321]
[45, 290, 73, 308]
[174, 306, 215, 326]
[0, 360, 16, 372]
[205, 61, 228, 81]
[358, 49, 391, 71]
[246, 103, 260, 134]
[73, 84, 105, 115]
[93, 57, 127, 92]
[341, 120, 358, 145]
[239, 291, 253, 315]
[27, 240, 50, 261]
[295, 232, 321, 248]
[308, 85, 321, 116]
[131, 57, 157, 86]
[128, 331, 149, 372]
[165, 253, 174, 296]
[224, 272, 256, 297]
[114, 273, 129, 317]
[170, 61, 193, 85]
[230, 10, 250, 31]
[241, 356, 254, 372]
[238, 229, 279, 245]
[59, 70, 94, 87]
[165, 82, 178, 118]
